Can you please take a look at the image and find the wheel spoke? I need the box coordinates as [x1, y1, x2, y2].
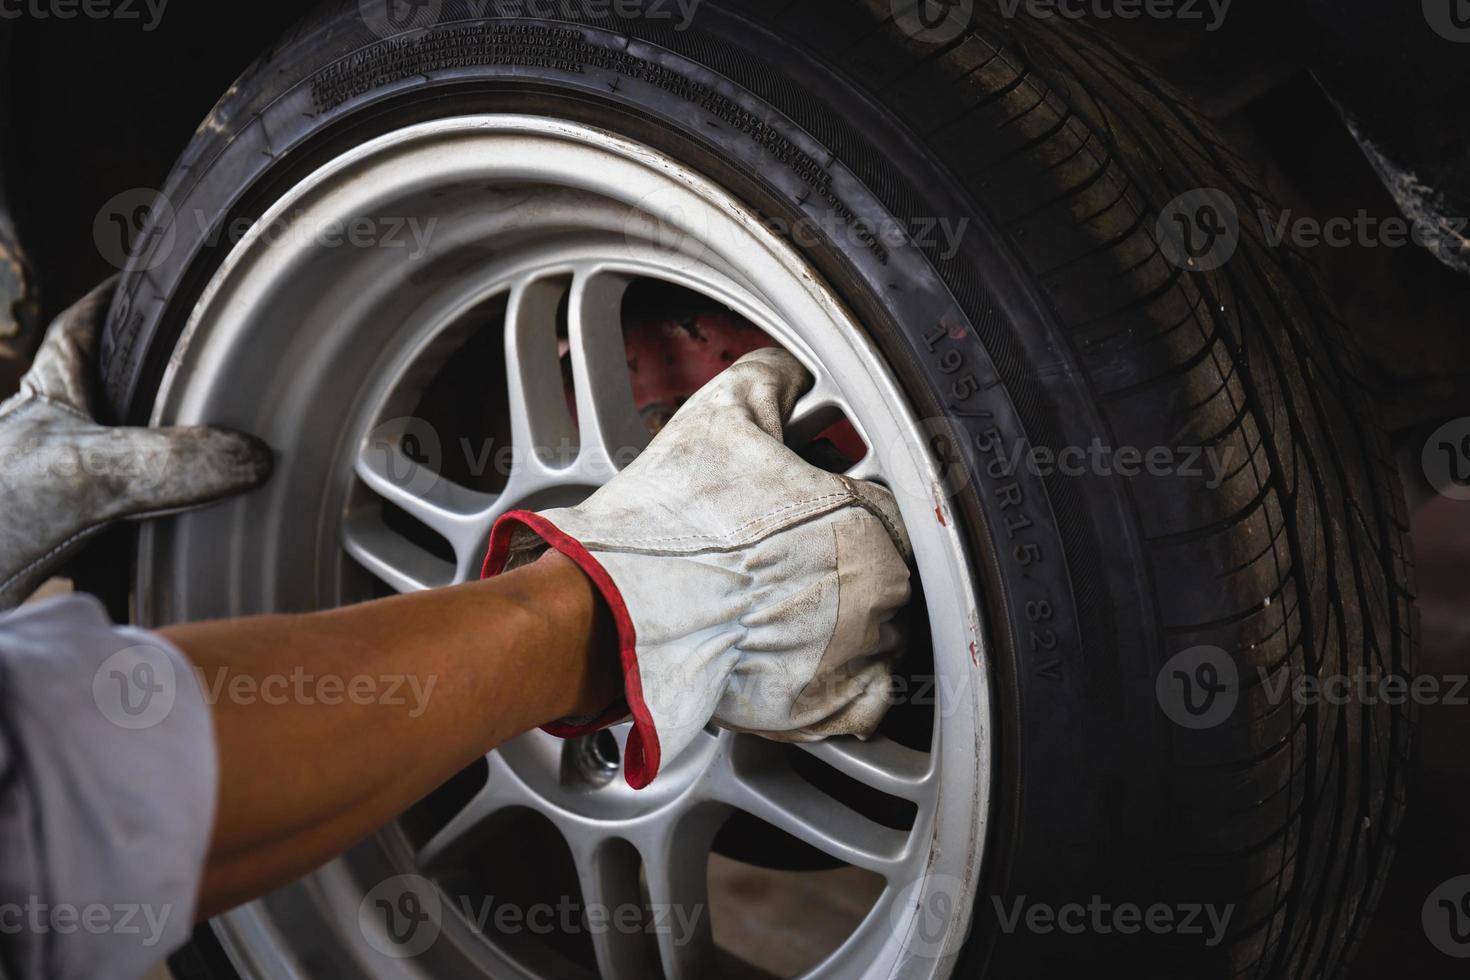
[785, 379, 847, 449]
[417, 754, 530, 870]
[566, 268, 649, 481]
[341, 511, 455, 593]
[712, 743, 909, 877]
[566, 835, 659, 980]
[793, 736, 935, 802]
[355, 420, 495, 577]
[633, 807, 724, 980]
[505, 276, 580, 481]
[845, 455, 884, 483]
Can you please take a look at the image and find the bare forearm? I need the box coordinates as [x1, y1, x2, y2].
[160, 551, 617, 919]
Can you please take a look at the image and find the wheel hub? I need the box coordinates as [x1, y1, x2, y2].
[495, 723, 723, 825]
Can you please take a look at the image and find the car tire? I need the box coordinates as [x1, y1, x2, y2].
[101, 2, 1415, 977]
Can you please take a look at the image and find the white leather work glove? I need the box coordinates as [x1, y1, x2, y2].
[483, 347, 912, 789]
[0, 279, 272, 609]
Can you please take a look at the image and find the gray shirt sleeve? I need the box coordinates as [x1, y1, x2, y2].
[0, 594, 217, 980]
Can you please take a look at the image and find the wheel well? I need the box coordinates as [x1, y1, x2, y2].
[2, 1, 306, 322]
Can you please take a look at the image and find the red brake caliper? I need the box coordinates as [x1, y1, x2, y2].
[620, 306, 866, 462]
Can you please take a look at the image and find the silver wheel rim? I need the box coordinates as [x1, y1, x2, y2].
[134, 116, 991, 979]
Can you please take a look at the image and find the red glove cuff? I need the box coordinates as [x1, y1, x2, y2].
[482, 510, 661, 789]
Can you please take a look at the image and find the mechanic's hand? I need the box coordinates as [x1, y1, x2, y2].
[0, 278, 272, 609]
[484, 347, 912, 788]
